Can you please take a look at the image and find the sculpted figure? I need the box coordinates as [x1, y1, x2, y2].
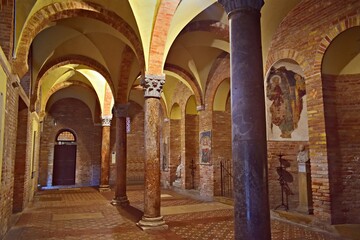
[297, 144, 309, 163]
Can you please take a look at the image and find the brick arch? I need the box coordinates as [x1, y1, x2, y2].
[204, 52, 230, 111]
[265, 49, 311, 77]
[12, 0, 144, 78]
[31, 55, 113, 112]
[43, 80, 101, 124]
[310, 15, 360, 224]
[164, 63, 203, 106]
[118, 46, 136, 104]
[178, 20, 229, 42]
[314, 16, 360, 76]
[148, 0, 181, 74]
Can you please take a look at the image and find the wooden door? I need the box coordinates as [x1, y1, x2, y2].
[53, 145, 76, 185]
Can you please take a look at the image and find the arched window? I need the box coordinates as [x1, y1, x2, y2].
[56, 130, 76, 145]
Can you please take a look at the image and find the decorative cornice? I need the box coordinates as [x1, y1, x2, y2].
[113, 103, 130, 118]
[217, 0, 264, 14]
[101, 115, 112, 126]
[141, 74, 165, 98]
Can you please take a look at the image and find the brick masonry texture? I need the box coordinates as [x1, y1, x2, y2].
[266, 0, 360, 223]
[0, 62, 20, 238]
[322, 74, 360, 224]
[109, 101, 145, 185]
[39, 98, 102, 187]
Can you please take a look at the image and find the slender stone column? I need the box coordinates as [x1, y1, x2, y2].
[218, 1, 271, 239]
[99, 116, 112, 192]
[137, 74, 168, 230]
[111, 103, 129, 206]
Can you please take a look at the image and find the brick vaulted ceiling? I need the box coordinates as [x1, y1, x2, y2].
[12, 0, 301, 120]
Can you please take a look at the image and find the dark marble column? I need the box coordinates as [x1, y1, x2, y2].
[111, 103, 129, 206]
[99, 116, 112, 192]
[217, 1, 271, 239]
[137, 74, 168, 230]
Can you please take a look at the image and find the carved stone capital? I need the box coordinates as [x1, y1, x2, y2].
[101, 115, 112, 126]
[141, 74, 165, 98]
[217, 0, 264, 14]
[113, 103, 130, 118]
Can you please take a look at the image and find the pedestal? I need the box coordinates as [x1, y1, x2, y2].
[297, 162, 313, 214]
[137, 216, 168, 231]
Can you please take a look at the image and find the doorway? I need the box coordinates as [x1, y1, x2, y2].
[53, 130, 77, 185]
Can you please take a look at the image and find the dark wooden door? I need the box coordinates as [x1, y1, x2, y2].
[53, 145, 76, 185]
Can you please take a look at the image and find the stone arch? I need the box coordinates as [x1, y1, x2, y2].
[12, 0, 144, 77]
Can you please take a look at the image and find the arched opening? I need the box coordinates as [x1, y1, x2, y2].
[212, 79, 232, 197]
[169, 103, 182, 186]
[53, 130, 77, 186]
[12, 98, 29, 213]
[322, 26, 360, 224]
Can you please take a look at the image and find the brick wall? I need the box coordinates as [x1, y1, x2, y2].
[125, 102, 145, 184]
[266, 0, 360, 223]
[39, 98, 102, 187]
[0, 61, 19, 238]
[267, 141, 309, 210]
[169, 119, 181, 185]
[323, 74, 360, 224]
[12, 100, 29, 213]
[109, 101, 145, 185]
[212, 109, 232, 196]
[185, 114, 199, 189]
[0, 0, 13, 59]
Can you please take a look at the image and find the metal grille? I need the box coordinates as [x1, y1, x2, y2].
[220, 159, 233, 198]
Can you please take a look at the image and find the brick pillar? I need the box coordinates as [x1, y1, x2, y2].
[218, 1, 271, 239]
[99, 116, 112, 192]
[0, 0, 14, 59]
[111, 104, 129, 206]
[137, 74, 168, 230]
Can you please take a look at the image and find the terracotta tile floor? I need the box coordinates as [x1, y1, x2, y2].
[3, 186, 348, 240]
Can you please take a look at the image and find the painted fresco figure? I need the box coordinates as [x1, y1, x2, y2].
[266, 67, 306, 138]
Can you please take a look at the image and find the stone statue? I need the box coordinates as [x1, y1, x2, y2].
[176, 163, 182, 179]
[297, 144, 309, 163]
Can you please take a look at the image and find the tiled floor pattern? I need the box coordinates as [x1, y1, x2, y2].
[4, 186, 346, 240]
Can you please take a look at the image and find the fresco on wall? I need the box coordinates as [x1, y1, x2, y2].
[199, 131, 211, 164]
[265, 61, 309, 140]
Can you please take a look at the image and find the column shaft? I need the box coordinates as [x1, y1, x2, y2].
[99, 125, 111, 191]
[143, 98, 161, 217]
[229, 8, 271, 240]
[137, 74, 167, 230]
[112, 105, 129, 206]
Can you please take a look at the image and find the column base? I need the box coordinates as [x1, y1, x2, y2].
[296, 205, 314, 215]
[111, 196, 129, 207]
[137, 216, 168, 231]
[98, 185, 111, 192]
